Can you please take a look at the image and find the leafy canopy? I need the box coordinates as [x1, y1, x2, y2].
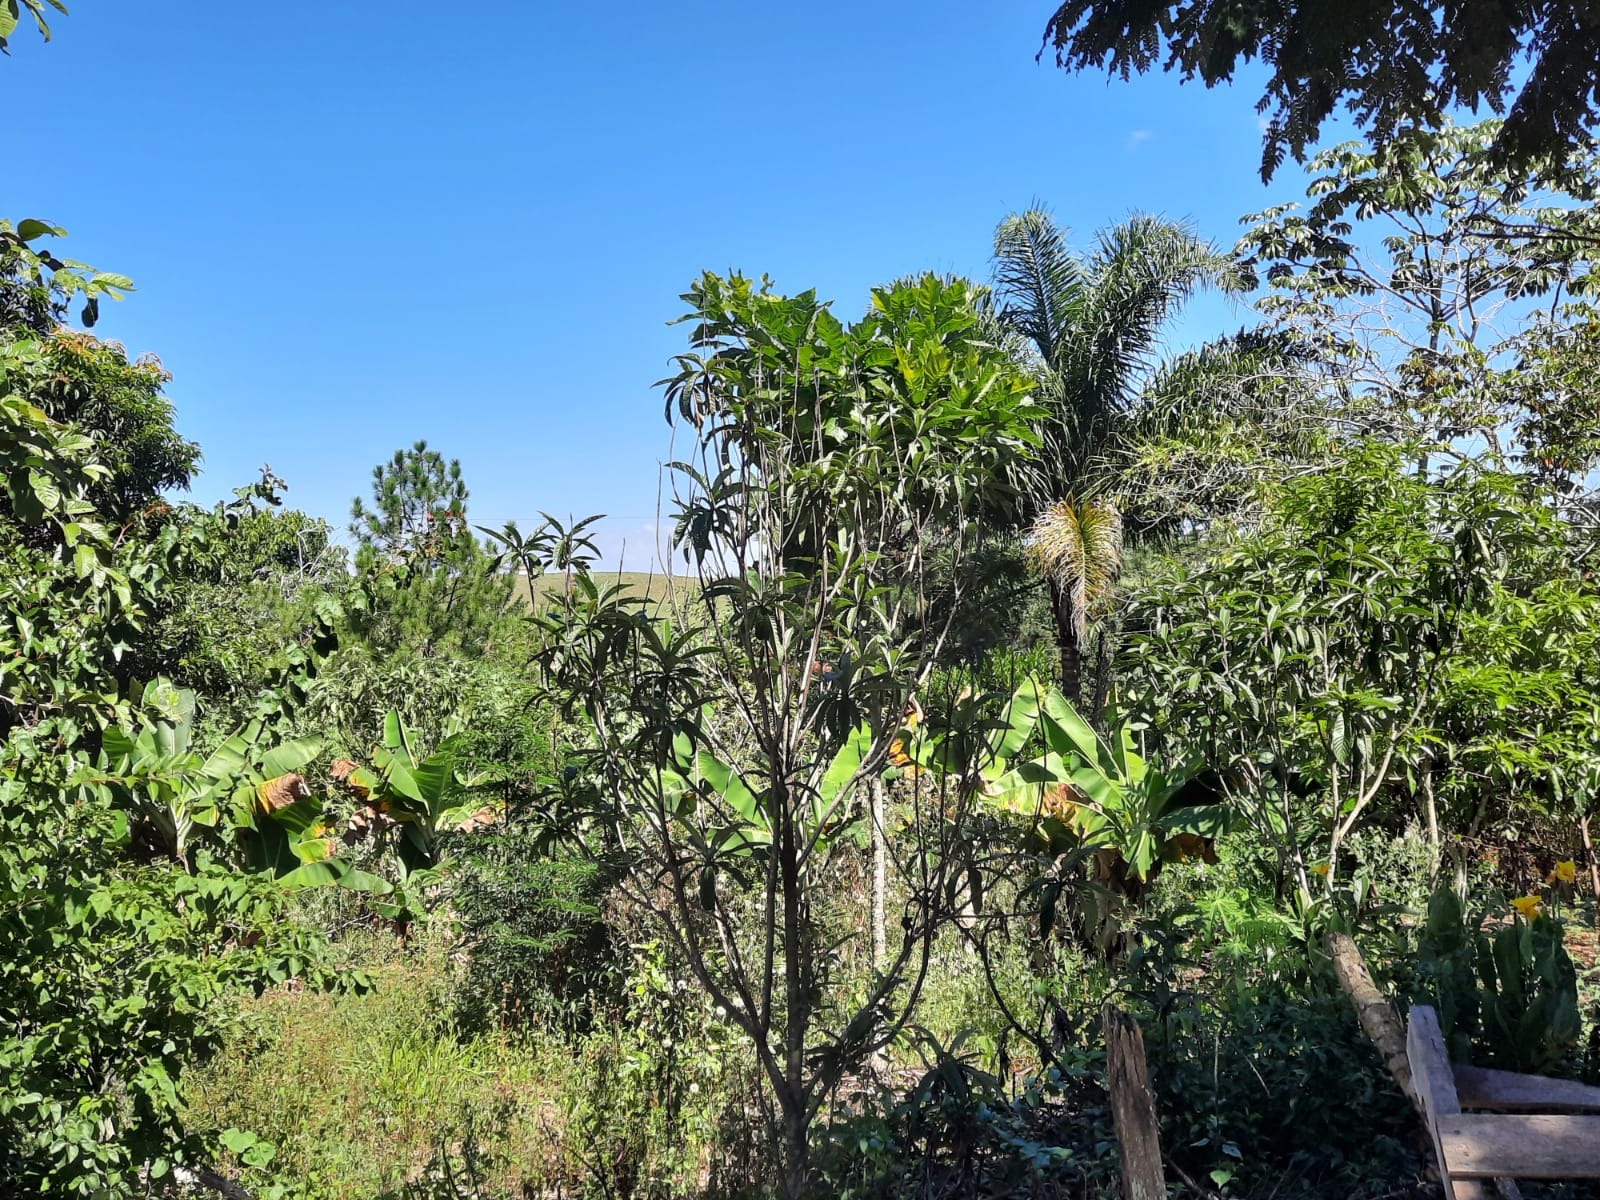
[1042, 0, 1600, 181]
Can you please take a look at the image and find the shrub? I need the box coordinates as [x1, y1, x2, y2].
[449, 831, 617, 1036]
[1412, 887, 1584, 1076]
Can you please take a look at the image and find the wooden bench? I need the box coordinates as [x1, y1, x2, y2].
[1408, 1005, 1600, 1200]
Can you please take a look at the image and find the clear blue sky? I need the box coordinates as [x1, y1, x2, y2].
[5, 0, 1310, 567]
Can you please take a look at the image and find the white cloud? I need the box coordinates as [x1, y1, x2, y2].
[1125, 129, 1152, 151]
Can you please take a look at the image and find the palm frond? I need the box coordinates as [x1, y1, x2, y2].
[992, 209, 1087, 364]
[1069, 215, 1245, 418]
[1110, 329, 1337, 531]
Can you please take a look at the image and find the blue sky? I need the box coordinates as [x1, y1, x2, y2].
[5, 0, 1311, 567]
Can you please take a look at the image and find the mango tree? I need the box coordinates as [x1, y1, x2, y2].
[1124, 443, 1582, 905]
[516, 271, 1039, 1198]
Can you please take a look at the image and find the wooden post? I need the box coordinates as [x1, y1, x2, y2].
[1103, 1005, 1165, 1200]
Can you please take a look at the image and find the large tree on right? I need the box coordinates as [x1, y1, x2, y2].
[1041, 0, 1600, 181]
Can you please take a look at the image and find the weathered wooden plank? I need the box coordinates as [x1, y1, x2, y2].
[1409, 1006, 1461, 1117]
[1454, 1064, 1600, 1113]
[1103, 1005, 1165, 1200]
[1447, 1179, 1523, 1200]
[1438, 1114, 1600, 1179]
[1409, 1006, 1467, 1200]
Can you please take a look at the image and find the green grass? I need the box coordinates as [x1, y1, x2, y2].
[185, 929, 764, 1200]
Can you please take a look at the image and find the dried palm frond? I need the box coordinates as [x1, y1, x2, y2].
[1027, 498, 1124, 643]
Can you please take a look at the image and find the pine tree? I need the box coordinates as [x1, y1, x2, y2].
[348, 440, 513, 658]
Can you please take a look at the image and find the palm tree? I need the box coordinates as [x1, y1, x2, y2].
[992, 209, 1241, 699]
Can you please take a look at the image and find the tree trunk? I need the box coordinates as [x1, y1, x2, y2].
[1582, 814, 1600, 899]
[781, 1098, 809, 1200]
[870, 777, 887, 974]
[1103, 1005, 1165, 1200]
[1326, 930, 1422, 1115]
[1421, 755, 1440, 882]
[869, 774, 889, 1074]
[1049, 579, 1084, 704]
[777, 781, 812, 1199]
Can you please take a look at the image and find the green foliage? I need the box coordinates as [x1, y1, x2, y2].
[149, 485, 350, 730]
[0, 217, 131, 336]
[301, 640, 547, 782]
[989, 208, 1245, 523]
[0, 0, 67, 55]
[1146, 980, 1420, 1196]
[1027, 497, 1123, 701]
[564, 939, 762, 1198]
[987, 209, 1310, 693]
[1125, 442, 1590, 900]
[187, 933, 764, 1200]
[352, 439, 473, 559]
[1494, 300, 1600, 493]
[918, 679, 1223, 952]
[812, 1053, 1117, 1200]
[0, 830, 351, 1195]
[0, 219, 367, 1196]
[529, 269, 1043, 1196]
[341, 710, 500, 886]
[29, 330, 199, 519]
[1415, 888, 1584, 1075]
[920, 535, 1055, 667]
[1238, 122, 1600, 458]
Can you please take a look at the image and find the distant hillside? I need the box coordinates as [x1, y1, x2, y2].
[513, 570, 694, 608]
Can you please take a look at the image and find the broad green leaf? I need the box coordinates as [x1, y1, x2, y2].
[100, 726, 139, 763]
[410, 756, 455, 810]
[259, 737, 321, 778]
[382, 710, 410, 757]
[198, 733, 251, 782]
[697, 751, 764, 829]
[14, 218, 61, 242]
[1068, 765, 1118, 809]
[818, 722, 871, 808]
[265, 795, 323, 835]
[1109, 725, 1148, 785]
[1039, 689, 1112, 773]
[985, 678, 1042, 768]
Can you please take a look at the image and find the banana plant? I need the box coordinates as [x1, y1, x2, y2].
[899, 679, 1227, 947]
[95, 678, 208, 865]
[335, 711, 500, 883]
[92, 678, 388, 892]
